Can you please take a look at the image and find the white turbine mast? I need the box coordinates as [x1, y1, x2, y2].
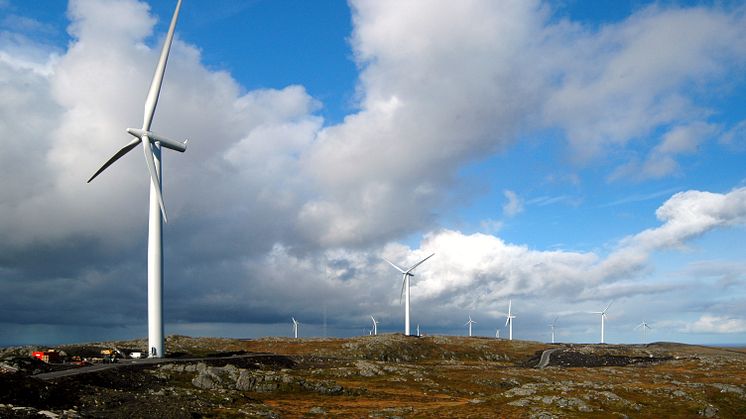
[292, 317, 300, 339]
[382, 253, 435, 336]
[416, 323, 421, 337]
[465, 315, 476, 337]
[370, 315, 379, 336]
[504, 300, 516, 340]
[549, 316, 558, 344]
[635, 320, 652, 342]
[591, 301, 613, 344]
[87, 0, 187, 358]
[495, 328, 500, 339]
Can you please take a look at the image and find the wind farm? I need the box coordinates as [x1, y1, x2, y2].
[2, 0, 746, 417]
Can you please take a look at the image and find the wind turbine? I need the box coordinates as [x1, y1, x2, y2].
[370, 315, 379, 336]
[591, 301, 613, 344]
[505, 300, 516, 340]
[465, 315, 476, 337]
[495, 328, 500, 339]
[635, 320, 652, 342]
[416, 324, 421, 337]
[549, 316, 558, 344]
[383, 253, 435, 336]
[87, 0, 187, 358]
[292, 317, 300, 339]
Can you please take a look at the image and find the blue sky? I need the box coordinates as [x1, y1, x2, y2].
[1, 0, 745, 347]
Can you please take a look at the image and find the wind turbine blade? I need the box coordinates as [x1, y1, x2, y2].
[508, 300, 512, 316]
[87, 138, 140, 183]
[399, 276, 406, 304]
[142, 0, 182, 131]
[383, 257, 407, 274]
[141, 136, 168, 223]
[604, 300, 613, 313]
[505, 317, 510, 327]
[405, 253, 435, 273]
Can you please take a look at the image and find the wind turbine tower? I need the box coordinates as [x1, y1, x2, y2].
[87, 0, 187, 358]
[591, 301, 613, 344]
[465, 315, 476, 337]
[383, 253, 435, 336]
[370, 315, 379, 336]
[549, 316, 558, 344]
[635, 320, 652, 342]
[505, 300, 516, 340]
[292, 317, 299, 339]
[495, 328, 500, 339]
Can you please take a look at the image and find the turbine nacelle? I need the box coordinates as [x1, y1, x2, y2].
[126, 128, 188, 152]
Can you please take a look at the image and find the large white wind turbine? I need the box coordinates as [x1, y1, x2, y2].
[549, 316, 558, 344]
[292, 317, 300, 339]
[383, 253, 435, 336]
[465, 315, 476, 337]
[591, 301, 613, 344]
[635, 320, 652, 342]
[505, 300, 516, 340]
[370, 315, 379, 336]
[87, 0, 187, 359]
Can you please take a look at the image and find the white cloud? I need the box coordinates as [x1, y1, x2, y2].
[720, 120, 746, 151]
[609, 122, 720, 181]
[685, 314, 746, 334]
[479, 218, 503, 233]
[543, 5, 746, 162]
[502, 190, 524, 217]
[1, 1, 746, 341]
[595, 187, 746, 281]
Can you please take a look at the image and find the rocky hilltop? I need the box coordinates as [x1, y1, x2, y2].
[1, 334, 745, 418]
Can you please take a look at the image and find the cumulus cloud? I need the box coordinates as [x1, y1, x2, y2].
[685, 314, 746, 334]
[1, 0, 745, 342]
[595, 187, 746, 282]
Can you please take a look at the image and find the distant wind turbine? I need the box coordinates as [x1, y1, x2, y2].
[635, 320, 652, 342]
[465, 315, 476, 337]
[87, 0, 187, 359]
[292, 317, 300, 339]
[505, 300, 516, 340]
[591, 301, 613, 344]
[495, 328, 500, 339]
[549, 316, 558, 344]
[370, 315, 379, 336]
[416, 324, 421, 337]
[383, 253, 435, 336]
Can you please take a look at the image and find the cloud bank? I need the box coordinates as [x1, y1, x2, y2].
[0, 0, 745, 343]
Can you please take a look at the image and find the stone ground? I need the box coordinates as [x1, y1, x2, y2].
[1, 335, 745, 418]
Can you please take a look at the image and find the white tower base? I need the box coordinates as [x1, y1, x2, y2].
[147, 144, 164, 358]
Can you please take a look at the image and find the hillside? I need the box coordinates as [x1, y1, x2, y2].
[1, 334, 745, 418]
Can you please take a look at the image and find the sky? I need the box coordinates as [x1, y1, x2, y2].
[1, 0, 745, 347]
